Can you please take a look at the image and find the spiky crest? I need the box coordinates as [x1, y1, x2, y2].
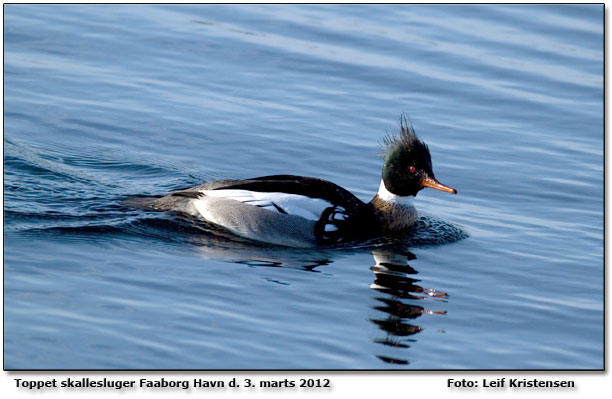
[379, 114, 428, 157]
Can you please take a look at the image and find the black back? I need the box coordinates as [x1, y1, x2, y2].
[205, 175, 367, 213]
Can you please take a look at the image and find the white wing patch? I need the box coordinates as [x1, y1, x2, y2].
[199, 189, 332, 221]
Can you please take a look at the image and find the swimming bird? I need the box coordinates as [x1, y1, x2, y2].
[140, 118, 456, 247]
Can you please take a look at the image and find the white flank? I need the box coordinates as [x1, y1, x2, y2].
[377, 180, 414, 205]
[199, 189, 332, 221]
[324, 224, 339, 232]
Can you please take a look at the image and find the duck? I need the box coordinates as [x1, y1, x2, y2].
[138, 118, 457, 247]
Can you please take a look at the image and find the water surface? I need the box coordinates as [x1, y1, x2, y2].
[3, 4, 603, 369]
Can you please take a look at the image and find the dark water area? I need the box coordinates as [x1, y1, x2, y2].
[3, 4, 603, 369]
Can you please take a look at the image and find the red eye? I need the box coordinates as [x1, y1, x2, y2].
[409, 166, 416, 173]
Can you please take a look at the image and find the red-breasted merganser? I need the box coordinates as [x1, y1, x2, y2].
[141, 119, 457, 247]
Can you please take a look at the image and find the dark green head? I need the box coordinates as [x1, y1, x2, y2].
[381, 118, 456, 197]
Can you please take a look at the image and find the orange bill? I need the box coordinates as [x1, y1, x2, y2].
[421, 176, 457, 194]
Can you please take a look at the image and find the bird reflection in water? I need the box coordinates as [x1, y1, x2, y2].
[175, 214, 460, 366]
[369, 250, 447, 365]
[187, 234, 449, 366]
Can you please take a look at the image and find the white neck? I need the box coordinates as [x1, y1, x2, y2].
[376, 180, 414, 205]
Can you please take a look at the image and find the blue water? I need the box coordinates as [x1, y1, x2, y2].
[3, 4, 603, 369]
